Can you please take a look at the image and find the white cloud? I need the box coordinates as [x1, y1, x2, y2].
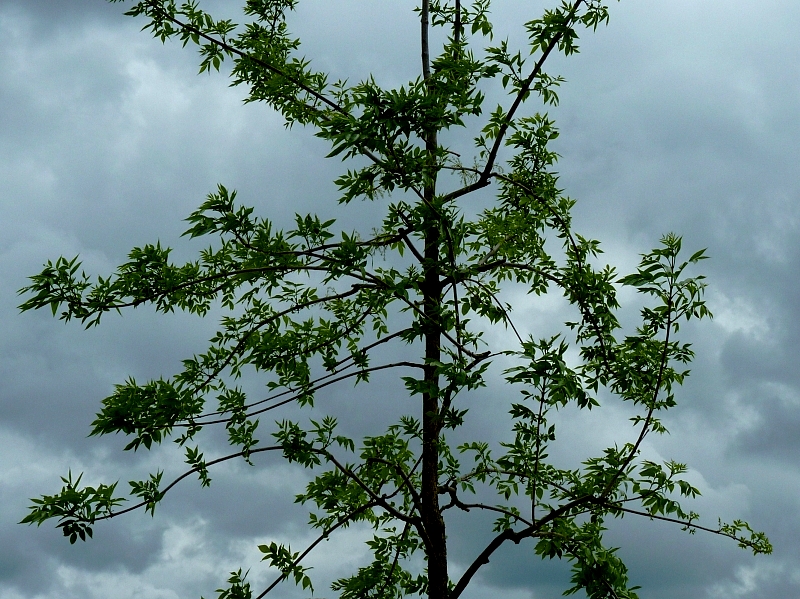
[708, 291, 769, 342]
[707, 561, 790, 599]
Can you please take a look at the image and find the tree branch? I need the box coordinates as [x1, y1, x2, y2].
[189, 361, 426, 426]
[254, 501, 378, 599]
[478, 0, 585, 181]
[485, 168, 616, 376]
[100, 445, 283, 520]
[599, 502, 749, 545]
[462, 277, 524, 346]
[155, 5, 346, 116]
[365, 456, 425, 522]
[441, 0, 586, 203]
[450, 495, 592, 599]
[373, 521, 412, 599]
[440, 485, 534, 528]
[603, 285, 675, 498]
[322, 450, 430, 547]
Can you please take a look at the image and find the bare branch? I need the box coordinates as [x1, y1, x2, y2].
[440, 486, 534, 528]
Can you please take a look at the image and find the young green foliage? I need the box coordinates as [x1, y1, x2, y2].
[20, 1, 770, 598]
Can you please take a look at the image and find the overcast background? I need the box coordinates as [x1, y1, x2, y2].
[1, 1, 799, 598]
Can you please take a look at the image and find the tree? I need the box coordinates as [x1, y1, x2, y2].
[19, 1, 771, 598]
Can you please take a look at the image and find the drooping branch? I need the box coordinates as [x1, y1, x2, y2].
[99, 445, 283, 520]
[482, 168, 617, 375]
[146, 2, 346, 116]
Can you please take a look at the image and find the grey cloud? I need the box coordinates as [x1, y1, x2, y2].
[1, 0, 122, 36]
[733, 382, 800, 463]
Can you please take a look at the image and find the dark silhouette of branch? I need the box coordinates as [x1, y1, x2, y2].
[450, 495, 591, 599]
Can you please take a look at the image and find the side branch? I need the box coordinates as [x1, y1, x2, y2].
[137, 3, 422, 199]
[101, 445, 282, 520]
[478, 0, 585, 180]
[366, 456, 425, 520]
[602, 503, 769, 552]
[151, 5, 346, 116]
[321, 450, 430, 548]
[191, 361, 426, 425]
[487, 169, 615, 374]
[439, 486, 534, 528]
[442, 0, 586, 204]
[449, 495, 591, 599]
[604, 291, 674, 498]
[254, 501, 378, 599]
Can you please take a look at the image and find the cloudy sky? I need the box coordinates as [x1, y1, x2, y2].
[1, 1, 800, 598]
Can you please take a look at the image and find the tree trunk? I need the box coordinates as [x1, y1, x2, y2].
[422, 210, 447, 598]
[420, 2, 448, 596]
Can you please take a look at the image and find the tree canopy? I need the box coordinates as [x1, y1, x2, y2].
[20, 1, 771, 598]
